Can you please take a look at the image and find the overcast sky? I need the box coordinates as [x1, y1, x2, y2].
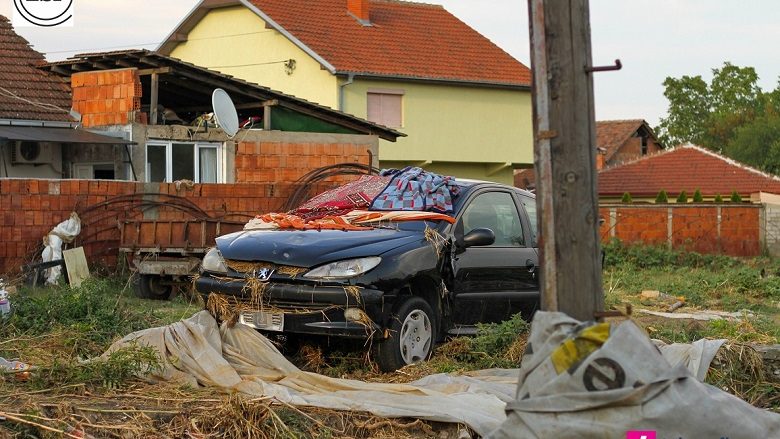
[2, 0, 778, 127]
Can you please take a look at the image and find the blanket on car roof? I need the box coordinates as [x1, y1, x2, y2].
[292, 174, 392, 220]
[371, 167, 461, 214]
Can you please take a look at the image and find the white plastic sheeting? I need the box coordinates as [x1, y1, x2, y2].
[40, 212, 81, 285]
[488, 312, 780, 438]
[105, 311, 517, 436]
[104, 311, 777, 437]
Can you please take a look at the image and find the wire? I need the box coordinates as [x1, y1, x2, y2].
[41, 30, 274, 55]
[205, 59, 290, 69]
[0, 85, 72, 114]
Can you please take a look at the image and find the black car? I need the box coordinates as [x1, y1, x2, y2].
[196, 181, 539, 371]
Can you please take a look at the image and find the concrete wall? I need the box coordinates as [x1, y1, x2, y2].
[0, 141, 62, 179]
[168, 6, 338, 108]
[599, 204, 764, 257]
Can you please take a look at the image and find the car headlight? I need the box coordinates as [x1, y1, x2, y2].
[202, 247, 228, 274]
[303, 257, 381, 280]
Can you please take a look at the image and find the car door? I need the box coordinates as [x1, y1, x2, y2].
[450, 189, 539, 326]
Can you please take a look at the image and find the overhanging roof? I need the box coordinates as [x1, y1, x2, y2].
[42, 49, 404, 141]
[0, 126, 133, 144]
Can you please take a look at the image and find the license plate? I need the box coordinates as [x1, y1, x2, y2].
[239, 311, 284, 331]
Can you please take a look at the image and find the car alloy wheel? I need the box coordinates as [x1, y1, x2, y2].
[399, 309, 432, 364]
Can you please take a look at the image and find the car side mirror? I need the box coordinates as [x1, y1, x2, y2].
[461, 228, 495, 248]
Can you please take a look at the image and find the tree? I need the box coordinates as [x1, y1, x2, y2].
[693, 189, 704, 202]
[656, 62, 772, 155]
[676, 191, 688, 203]
[655, 190, 669, 203]
[621, 192, 633, 203]
[730, 191, 742, 202]
[714, 194, 723, 203]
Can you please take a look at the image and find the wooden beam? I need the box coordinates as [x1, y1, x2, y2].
[529, 0, 603, 320]
[49, 65, 71, 76]
[150, 73, 159, 125]
[263, 105, 272, 130]
[137, 67, 173, 76]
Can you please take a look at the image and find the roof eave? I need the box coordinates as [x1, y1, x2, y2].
[336, 71, 531, 90]
[157, 0, 337, 74]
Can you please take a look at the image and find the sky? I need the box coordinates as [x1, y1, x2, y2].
[2, 0, 779, 127]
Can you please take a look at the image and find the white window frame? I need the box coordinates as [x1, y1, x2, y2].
[145, 141, 223, 183]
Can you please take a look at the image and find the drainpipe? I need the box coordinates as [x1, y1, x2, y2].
[338, 74, 355, 112]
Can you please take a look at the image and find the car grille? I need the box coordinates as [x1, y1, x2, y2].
[225, 260, 308, 278]
[226, 293, 335, 313]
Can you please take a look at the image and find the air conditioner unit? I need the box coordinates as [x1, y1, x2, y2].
[11, 141, 54, 164]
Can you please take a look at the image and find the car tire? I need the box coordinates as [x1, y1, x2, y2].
[133, 274, 173, 300]
[375, 296, 436, 373]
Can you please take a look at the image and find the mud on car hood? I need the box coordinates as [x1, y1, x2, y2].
[215, 228, 424, 267]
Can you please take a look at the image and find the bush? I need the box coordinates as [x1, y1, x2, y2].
[655, 190, 669, 203]
[676, 191, 688, 203]
[621, 192, 633, 203]
[602, 240, 738, 270]
[693, 189, 704, 202]
[0, 278, 153, 355]
[730, 190, 743, 202]
[715, 194, 724, 203]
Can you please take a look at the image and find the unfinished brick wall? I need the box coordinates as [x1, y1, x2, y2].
[235, 141, 373, 183]
[0, 178, 339, 274]
[71, 68, 140, 127]
[599, 204, 763, 256]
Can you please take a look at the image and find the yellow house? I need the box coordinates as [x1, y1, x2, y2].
[159, 0, 533, 184]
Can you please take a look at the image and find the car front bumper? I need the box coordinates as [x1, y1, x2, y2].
[196, 275, 386, 338]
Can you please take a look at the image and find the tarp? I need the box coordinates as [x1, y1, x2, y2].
[103, 311, 759, 437]
[41, 212, 81, 285]
[489, 312, 780, 438]
[105, 311, 517, 436]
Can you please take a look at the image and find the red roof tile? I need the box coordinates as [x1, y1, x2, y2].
[247, 0, 531, 86]
[596, 119, 656, 161]
[598, 145, 780, 197]
[0, 15, 73, 122]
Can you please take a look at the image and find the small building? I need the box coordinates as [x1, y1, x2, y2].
[514, 119, 664, 190]
[598, 144, 780, 203]
[156, 0, 534, 185]
[0, 15, 133, 179]
[42, 50, 402, 183]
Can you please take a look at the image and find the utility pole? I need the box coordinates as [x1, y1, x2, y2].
[528, 0, 604, 321]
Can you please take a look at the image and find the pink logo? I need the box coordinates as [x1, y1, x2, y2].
[626, 432, 656, 439]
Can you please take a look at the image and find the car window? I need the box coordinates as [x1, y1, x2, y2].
[520, 195, 538, 247]
[461, 192, 524, 247]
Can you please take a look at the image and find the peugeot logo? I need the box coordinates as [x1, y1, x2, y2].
[255, 268, 274, 281]
[14, 0, 74, 27]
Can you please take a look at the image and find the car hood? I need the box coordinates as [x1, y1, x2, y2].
[215, 228, 423, 267]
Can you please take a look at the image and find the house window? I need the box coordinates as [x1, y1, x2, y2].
[145, 142, 222, 183]
[641, 135, 649, 155]
[367, 89, 403, 128]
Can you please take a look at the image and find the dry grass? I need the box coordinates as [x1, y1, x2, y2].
[0, 383, 453, 439]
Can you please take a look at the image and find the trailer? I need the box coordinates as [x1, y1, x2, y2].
[119, 219, 244, 299]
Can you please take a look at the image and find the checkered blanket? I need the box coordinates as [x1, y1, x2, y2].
[370, 167, 460, 213]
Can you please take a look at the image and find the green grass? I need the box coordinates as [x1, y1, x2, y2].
[603, 241, 780, 343]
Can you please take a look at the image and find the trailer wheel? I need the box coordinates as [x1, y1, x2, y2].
[134, 274, 173, 300]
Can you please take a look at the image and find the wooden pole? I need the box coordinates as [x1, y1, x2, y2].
[150, 73, 159, 125]
[528, 0, 604, 320]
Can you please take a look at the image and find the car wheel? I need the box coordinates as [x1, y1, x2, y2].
[133, 274, 173, 300]
[375, 296, 436, 372]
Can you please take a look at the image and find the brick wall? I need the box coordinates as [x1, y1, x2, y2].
[0, 178, 339, 274]
[71, 68, 140, 127]
[235, 140, 373, 183]
[599, 204, 763, 256]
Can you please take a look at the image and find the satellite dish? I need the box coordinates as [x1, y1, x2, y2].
[212, 88, 240, 137]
